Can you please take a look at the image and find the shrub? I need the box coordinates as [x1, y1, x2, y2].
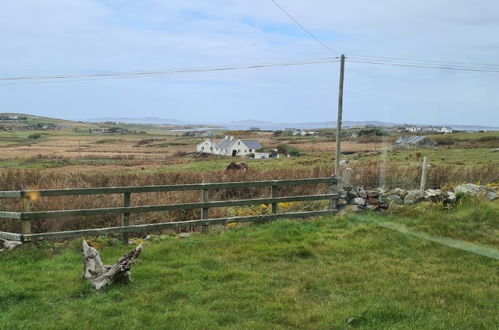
[28, 133, 42, 140]
[277, 144, 301, 156]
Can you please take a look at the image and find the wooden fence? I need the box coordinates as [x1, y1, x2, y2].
[0, 176, 339, 242]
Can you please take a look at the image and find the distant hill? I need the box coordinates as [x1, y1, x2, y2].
[0, 113, 89, 127]
[88, 117, 185, 125]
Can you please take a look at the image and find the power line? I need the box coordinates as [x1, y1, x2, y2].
[347, 54, 499, 70]
[347, 58, 499, 73]
[266, 1, 499, 72]
[269, 0, 339, 55]
[0, 57, 338, 85]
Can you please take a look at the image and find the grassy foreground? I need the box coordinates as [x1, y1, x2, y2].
[1, 208, 498, 329]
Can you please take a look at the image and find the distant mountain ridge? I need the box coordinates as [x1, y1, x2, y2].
[4, 113, 498, 131]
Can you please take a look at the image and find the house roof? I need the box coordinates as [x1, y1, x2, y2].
[242, 140, 262, 149]
[215, 138, 237, 149]
[395, 136, 437, 145]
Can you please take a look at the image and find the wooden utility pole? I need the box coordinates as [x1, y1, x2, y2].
[335, 54, 345, 176]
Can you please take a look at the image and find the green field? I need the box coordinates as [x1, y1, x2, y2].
[1, 199, 497, 329]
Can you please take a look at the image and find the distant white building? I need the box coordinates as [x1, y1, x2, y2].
[291, 129, 318, 136]
[196, 136, 262, 157]
[440, 127, 453, 134]
[406, 126, 423, 133]
[253, 152, 270, 159]
[422, 126, 441, 133]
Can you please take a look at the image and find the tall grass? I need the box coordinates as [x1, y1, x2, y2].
[0, 161, 496, 234]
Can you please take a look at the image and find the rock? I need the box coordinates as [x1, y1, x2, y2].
[492, 148, 499, 152]
[0, 239, 22, 251]
[367, 198, 378, 205]
[366, 190, 380, 198]
[356, 187, 367, 199]
[378, 203, 389, 209]
[443, 191, 457, 205]
[337, 198, 348, 206]
[387, 195, 404, 205]
[352, 197, 366, 206]
[393, 188, 408, 198]
[179, 232, 190, 239]
[346, 190, 358, 201]
[366, 205, 378, 211]
[424, 189, 442, 202]
[404, 190, 424, 205]
[454, 184, 485, 196]
[486, 191, 497, 201]
[145, 235, 153, 241]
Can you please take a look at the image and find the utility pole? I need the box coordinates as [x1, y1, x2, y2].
[335, 54, 345, 176]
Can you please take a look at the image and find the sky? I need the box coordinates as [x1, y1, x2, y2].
[1, 0, 499, 126]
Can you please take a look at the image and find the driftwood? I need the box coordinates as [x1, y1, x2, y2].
[82, 240, 142, 290]
[226, 161, 248, 171]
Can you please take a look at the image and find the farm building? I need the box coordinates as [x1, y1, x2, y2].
[253, 152, 270, 159]
[196, 136, 262, 157]
[394, 136, 438, 149]
[196, 139, 217, 153]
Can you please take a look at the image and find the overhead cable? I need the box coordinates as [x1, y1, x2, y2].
[269, 0, 339, 55]
[0, 57, 338, 85]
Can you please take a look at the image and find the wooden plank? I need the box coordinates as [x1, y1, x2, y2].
[18, 177, 337, 197]
[0, 191, 21, 198]
[0, 231, 22, 241]
[0, 211, 22, 220]
[21, 194, 339, 220]
[24, 210, 336, 241]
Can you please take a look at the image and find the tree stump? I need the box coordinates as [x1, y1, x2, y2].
[82, 240, 142, 290]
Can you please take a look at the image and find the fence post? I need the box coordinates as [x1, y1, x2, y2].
[271, 184, 278, 214]
[21, 196, 31, 242]
[122, 192, 131, 244]
[200, 187, 209, 233]
[330, 174, 339, 212]
[420, 156, 428, 193]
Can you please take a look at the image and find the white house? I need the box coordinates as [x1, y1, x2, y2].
[406, 126, 423, 133]
[440, 127, 453, 134]
[196, 139, 216, 153]
[196, 136, 262, 157]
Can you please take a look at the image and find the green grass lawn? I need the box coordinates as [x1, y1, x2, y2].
[1, 202, 498, 329]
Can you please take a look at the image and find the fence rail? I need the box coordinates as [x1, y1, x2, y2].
[0, 176, 339, 242]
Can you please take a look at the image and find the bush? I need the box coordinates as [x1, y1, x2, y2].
[28, 133, 42, 140]
[277, 144, 301, 156]
[433, 136, 456, 145]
